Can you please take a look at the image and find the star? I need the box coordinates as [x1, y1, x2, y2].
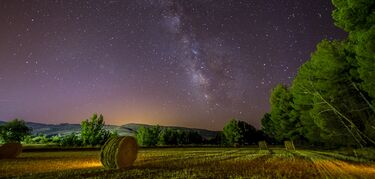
[0, 0, 347, 130]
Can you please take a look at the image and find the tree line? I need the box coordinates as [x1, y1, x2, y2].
[1, 116, 267, 147]
[136, 126, 203, 146]
[136, 119, 267, 147]
[0, 114, 114, 147]
[261, 0, 375, 148]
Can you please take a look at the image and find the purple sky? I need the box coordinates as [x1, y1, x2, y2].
[0, 0, 346, 130]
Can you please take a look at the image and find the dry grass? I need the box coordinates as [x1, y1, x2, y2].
[0, 148, 374, 178]
[296, 150, 375, 178]
[0, 151, 101, 177]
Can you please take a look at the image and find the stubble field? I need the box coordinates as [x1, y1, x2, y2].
[0, 148, 374, 178]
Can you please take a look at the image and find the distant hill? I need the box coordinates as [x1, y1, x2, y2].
[0, 121, 219, 139]
[121, 123, 220, 139]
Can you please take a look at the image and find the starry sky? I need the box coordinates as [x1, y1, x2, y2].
[0, 0, 346, 130]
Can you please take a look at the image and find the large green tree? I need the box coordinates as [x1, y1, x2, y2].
[0, 119, 32, 143]
[291, 40, 370, 146]
[332, 0, 374, 32]
[269, 84, 301, 142]
[223, 119, 257, 146]
[261, 113, 276, 139]
[136, 125, 161, 147]
[332, 0, 375, 141]
[158, 128, 178, 145]
[81, 113, 110, 146]
[262, 0, 375, 147]
[332, 0, 375, 105]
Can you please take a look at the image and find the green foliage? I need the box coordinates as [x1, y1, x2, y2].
[0, 119, 32, 143]
[332, 0, 375, 146]
[59, 133, 82, 146]
[32, 134, 50, 144]
[81, 113, 110, 146]
[185, 130, 203, 144]
[292, 41, 342, 144]
[110, 130, 119, 138]
[332, 0, 374, 32]
[51, 135, 62, 144]
[223, 119, 242, 146]
[206, 131, 226, 145]
[216, 131, 227, 145]
[158, 128, 178, 145]
[136, 125, 161, 147]
[22, 134, 63, 144]
[262, 0, 375, 148]
[260, 113, 280, 144]
[175, 130, 203, 145]
[261, 113, 273, 137]
[223, 119, 257, 146]
[137, 126, 204, 146]
[269, 85, 301, 142]
[292, 40, 373, 147]
[349, 25, 375, 105]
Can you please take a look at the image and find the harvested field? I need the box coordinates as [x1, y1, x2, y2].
[0, 148, 374, 178]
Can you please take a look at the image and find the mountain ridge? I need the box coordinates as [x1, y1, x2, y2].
[0, 121, 219, 139]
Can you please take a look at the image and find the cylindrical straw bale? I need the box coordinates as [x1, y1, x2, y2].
[0, 143, 22, 159]
[100, 136, 138, 169]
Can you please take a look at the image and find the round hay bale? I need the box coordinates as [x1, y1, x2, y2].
[0, 143, 22, 159]
[100, 136, 138, 169]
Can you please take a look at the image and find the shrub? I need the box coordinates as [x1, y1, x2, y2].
[59, 133, 82, 147]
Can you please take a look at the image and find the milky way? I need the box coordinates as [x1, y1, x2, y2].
[0, 0, 346, 130]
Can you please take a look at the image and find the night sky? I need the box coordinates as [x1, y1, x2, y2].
[0, 0, 346, 130]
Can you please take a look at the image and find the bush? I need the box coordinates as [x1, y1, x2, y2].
[59, 133, 82, 147]
[51, 135, 62, 144]
[32, 134, 50, 144]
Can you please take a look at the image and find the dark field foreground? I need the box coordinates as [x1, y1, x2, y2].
[0, 148, 374, 178]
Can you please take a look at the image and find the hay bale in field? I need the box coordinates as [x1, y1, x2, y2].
[100, 136, 138, 169]
[284, 141, 295, 150]
[0, 143, 23, 159]
[258, 141, 268, 150]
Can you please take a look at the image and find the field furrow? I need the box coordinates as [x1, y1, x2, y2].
[295, 150, 375, 178]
